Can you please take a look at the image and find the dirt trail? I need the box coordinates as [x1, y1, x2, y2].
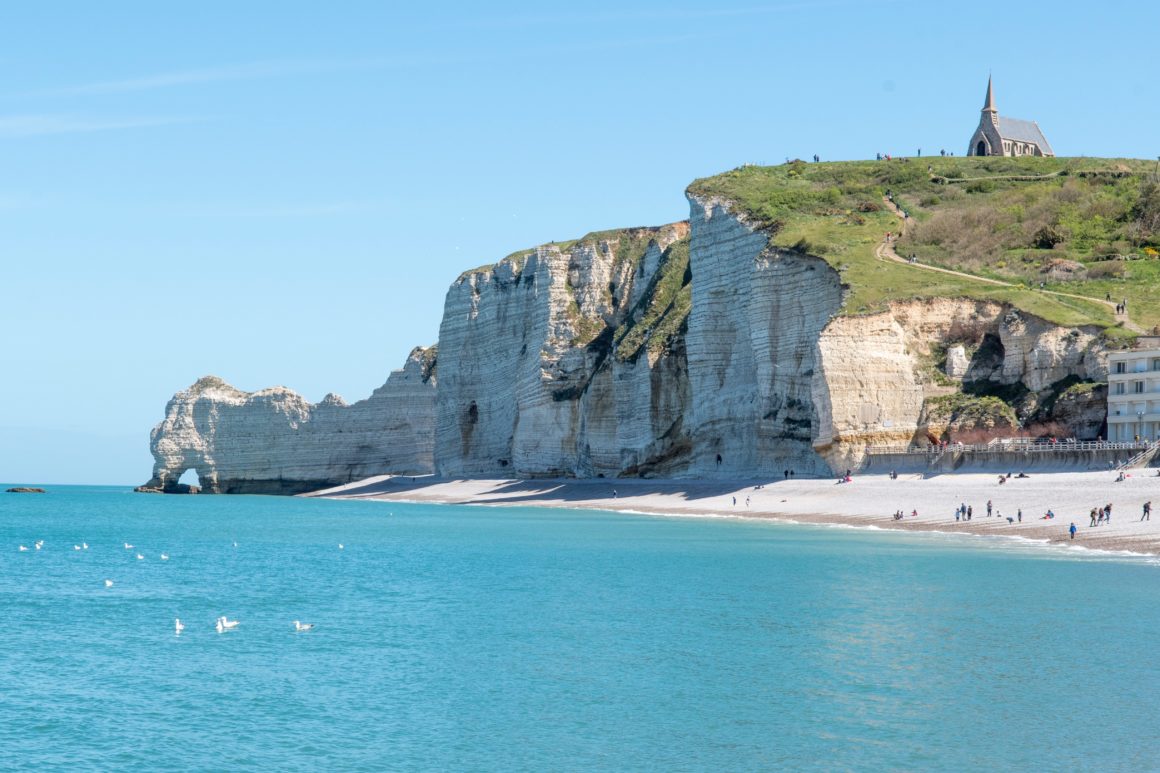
[876, 196, 1145, 332]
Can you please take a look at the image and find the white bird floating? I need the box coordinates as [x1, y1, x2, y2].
[160, 553, 169, 561]
[35, 541, 43, 550]
[338, 543, 344, 550]
[136, 554, 144, 561]
[175, 618, 185, 634]
[216, 616, 239, 633]
[82, 543, 89, 550]
[293, 620, 315, 632]
[124, 543, 133, 550]
[18, 545, 28, 552]
[74, 545, 81, 551]
[104, 579, 114, 587]
[232, 541, 238, 548]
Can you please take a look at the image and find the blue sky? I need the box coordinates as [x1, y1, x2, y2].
[3, 1, 1158, 484]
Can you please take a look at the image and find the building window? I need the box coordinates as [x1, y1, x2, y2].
[1116, 383, 1126, 395]
[1136, 381, 1146, 394]
[1152, 359, 1160, 371]
[1116, 362, 1127, 374]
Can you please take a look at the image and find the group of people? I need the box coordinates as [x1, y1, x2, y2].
[952, 500, 1034, 523]
[893, 509, 918, 520]
[1089, 504, 1114, 526]
[875, 150, 955, 161]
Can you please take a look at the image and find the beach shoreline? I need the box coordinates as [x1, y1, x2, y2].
[306, 469, 1160, 556]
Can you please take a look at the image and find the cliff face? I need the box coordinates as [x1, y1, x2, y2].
[685, 196, 843, 477]
[139, 347, 436, 494]
[813, 300, 1107, 470]
[144, 173, 1118, 492]
[434, 223, 692, 478]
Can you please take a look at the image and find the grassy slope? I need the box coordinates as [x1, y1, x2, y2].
[688, 157, 1160, 333]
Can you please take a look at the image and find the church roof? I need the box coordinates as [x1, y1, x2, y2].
[997, 116, 1054, 155]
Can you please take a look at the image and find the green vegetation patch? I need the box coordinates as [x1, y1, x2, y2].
[925, 392, 1019, 428]
[614, 239, 691, 361]
[688, 157, 1157, 332]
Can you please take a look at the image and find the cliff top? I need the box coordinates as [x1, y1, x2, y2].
[456, 222, 688, 282]
[689, 157, 1160, 338]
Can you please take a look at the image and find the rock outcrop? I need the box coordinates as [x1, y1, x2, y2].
[434, 223, 692, 478]
[140, 347, 436, 494]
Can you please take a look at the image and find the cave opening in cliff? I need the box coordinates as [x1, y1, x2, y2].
[177, 468, 201, 488]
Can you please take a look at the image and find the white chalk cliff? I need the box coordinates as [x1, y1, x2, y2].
[434, 223, 692, 478]
[140, 347, 436, 494]
[144, 187, 1111, 492]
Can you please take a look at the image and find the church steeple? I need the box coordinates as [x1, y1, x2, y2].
[982, 75, 997, 114]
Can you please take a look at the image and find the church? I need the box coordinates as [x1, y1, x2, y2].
[966, 77, 1054, 157]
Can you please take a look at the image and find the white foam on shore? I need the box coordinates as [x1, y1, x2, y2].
[598, 505, 1160, 566]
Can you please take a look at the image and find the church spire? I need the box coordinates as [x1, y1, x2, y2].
[982, 75, 997, 114]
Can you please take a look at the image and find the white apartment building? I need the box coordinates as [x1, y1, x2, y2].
[1107, 340, 1160, 442]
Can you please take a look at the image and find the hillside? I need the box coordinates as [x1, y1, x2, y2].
[689, 156, 1160, 338]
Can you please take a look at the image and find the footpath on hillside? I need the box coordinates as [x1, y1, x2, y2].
[876, 196, 1144, 333]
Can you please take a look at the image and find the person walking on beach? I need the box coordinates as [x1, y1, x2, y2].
[1090, 508, 1098, 527]
[1070, 522, 1077, 540]
[986, 500, 993, 517]
[746, 496, 750, 508]
[1017, 508, 1022, 523]
[732, 496, 736, 506]
[1106, 503, 1113, 524]
[967, 505, 973, 521]
[784, 469, 789, 480]
[1143, 501, 1152, 521]
[955, 507, 961, 522]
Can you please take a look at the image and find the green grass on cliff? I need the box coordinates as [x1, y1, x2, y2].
[689, 157, 1160, 334]
[614, 239, 691, 361]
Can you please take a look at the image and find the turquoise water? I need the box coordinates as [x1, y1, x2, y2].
[2, 487, 1159, 771]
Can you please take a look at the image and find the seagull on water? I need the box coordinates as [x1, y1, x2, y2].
[175, 618, 185, 634]
[160, 553, 169, 561]
[136, 553, 144, 560]
[338, 543, 344, 550]
[18, 545, 28, 552]
[216, 616, 239, 632]
[74, 545, 81, 551]
[124, 542, 133, 550]
[35, 541, 43, 550]
[104, 579, 114, 587]
[293, 621, 315, 632]
[82, 543, 88, 550]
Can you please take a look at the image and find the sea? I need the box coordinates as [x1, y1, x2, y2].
[1, 485, 1158, 771]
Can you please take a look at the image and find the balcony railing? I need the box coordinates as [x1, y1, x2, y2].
[864, 439, 1152, 456]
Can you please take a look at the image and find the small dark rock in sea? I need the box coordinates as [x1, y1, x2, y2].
[134, 484, 199, 494]
[6, 487, 46, 493]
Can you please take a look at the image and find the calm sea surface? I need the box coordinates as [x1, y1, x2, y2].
[1, 486, 1158, 771]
